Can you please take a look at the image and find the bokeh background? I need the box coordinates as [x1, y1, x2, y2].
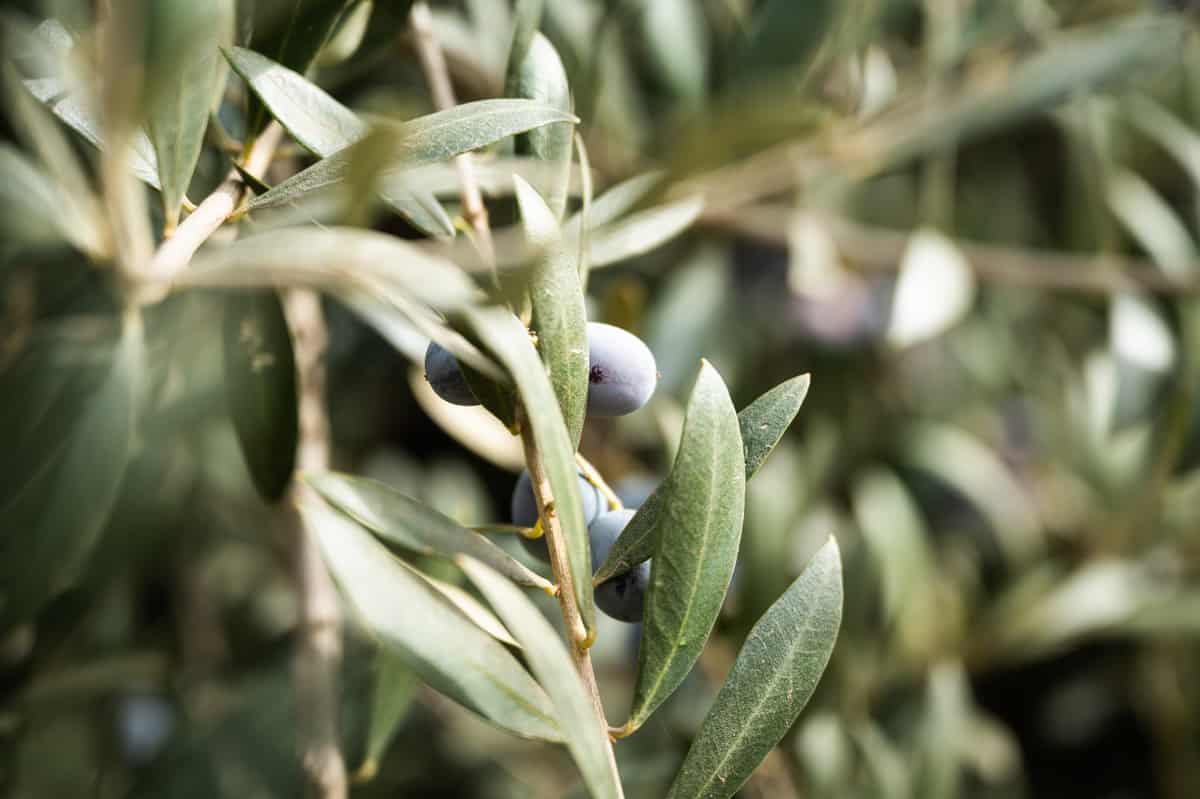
[5, 0, 1200, 797]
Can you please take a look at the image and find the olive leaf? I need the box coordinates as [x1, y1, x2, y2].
[626, 360, 745, 730]
[0, 311, 144, 628]
[666, 538, 843, 799]
[222, 291, 298, 503]
[307, 471, 554, 592]
[515, 175, 588, 450]
[594, 374, 809, 585]
[304, 496, 563, 742]
[507, 32, 574, 219]
[460, 557, 622, 799]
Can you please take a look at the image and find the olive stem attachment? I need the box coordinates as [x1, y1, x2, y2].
[575, 453, 624, 512]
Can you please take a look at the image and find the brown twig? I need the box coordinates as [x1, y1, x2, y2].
[284, 288, 347, 799]
[409, 1, 496, 267]
[134, 123, 285, 304]
[702, 205, 1200, 295]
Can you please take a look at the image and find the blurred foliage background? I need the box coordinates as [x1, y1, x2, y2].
[5, 0, 1200, 797]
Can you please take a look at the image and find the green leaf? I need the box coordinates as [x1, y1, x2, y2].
[145, 1, 233, 230]
[594, 373, 808, 584]
[627, 360, 745, 730]
[0, 311, 143, 627]
[638, 0, 709, 105]
[666, 538, 843, 799]
[224, 45, 366, 156]
[729, 0, 836, 86]
[222, 45, 452, 237]
[567, 171, 665, 233]
[357, 649, 419, 781]
[304, 497, 562, 742]
[515, 175, 588, 449]
[244, 0, 355, 140]
[23, 78, 161, 189]
[0, 144, 72, 249]
[460, 307, 595, 638]
[505, 0, 545, 75]
[183, 227, 479, 310]
[507, 32, 574, 219]
[248, 99, 578, 211]
[459, 557, 621, 799]
[737, 374, 810, 477]
[222, 291, 298, 503]
[307, 472, 553, 592]
[588, 195, 705, 268]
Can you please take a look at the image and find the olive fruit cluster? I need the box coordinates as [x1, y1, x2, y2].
[424, 322, 657, 416]
[511, 476, 650, 623]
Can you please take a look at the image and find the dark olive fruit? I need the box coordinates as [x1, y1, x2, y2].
[585, 323, 657, 416]
[424, 341, 479, 406]
[510, 469, 607, 562]
[589, 508, 649, 622]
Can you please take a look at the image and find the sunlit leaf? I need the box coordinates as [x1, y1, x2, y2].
[307, 472, 553, 592]
[507, 32, 574, 218]
[305, 498, 563, 741]
[886, 228, 975, 349]
[460, 558, 622, 799]
[515, 175, 588, 449]
[594, 373, 808, 584]
[248, 99, 577, 211]
[627, 360, 745, 730]
[666, 538, 842, 799]
[223, 291, 298, 502]
[588, 195, 705, 268]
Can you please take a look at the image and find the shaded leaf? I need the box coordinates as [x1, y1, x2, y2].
[305, 497, 562, 741]
[357, 649, 419, 781]
[595, 373, 808, 584]
[0, 312, 143, 628]
[460, 307, 595, 637]
[507, 32, 574, 218]
[460, 557, 622, 799]
[729, 0, 836, 86]
[307, 472, 553, 592]
[422, 573, 519, 647]
[627, 360, 745, 730]
[222, 291, 298, 502]
[248, 99, 577, 211]
[515, 175, 588, 449]
[0, 144, 71, 249]
[666, 538, 843, 799]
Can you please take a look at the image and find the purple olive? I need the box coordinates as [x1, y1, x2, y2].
[511, 468, 607, 562]
[589, 508, 649, 622]
[586, 323, 657, 416]
[424, 341, 479, 406]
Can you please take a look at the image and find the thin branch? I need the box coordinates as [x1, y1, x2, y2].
[702, 205, 1200, 295]
[518, 408, 624, 796]
[284, 288, 347, 799]
[409, 1, 496, 267]
[134, 123, 284, 304]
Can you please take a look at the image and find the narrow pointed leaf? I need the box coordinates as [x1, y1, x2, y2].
[628, 360, 745, 729]
[422, 574, 520, 648]
[0, 145, 71, 248]
[223, 45, 451, 236]
[0, 312, 143, 627]
[145, 1, 232, 229]
[357, 649, 419, 781]
[244, 0, 355, 139]
[666, 538, 843, 799]
[595, 373, 808, 584]
[305, 498, 563, 742]
[460, 307, 595, 636]
[515, 175, 588, 449]
[23, 78, 161, 189]
[248, 99, 577, 211]
[222, 291, 298, 502]
[460, 557, 621, 799]
[184, 227, 478, 310]
[307, 472, 553, 592]
[507, 32, 573, 218]
[588, 195, 705, 268]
